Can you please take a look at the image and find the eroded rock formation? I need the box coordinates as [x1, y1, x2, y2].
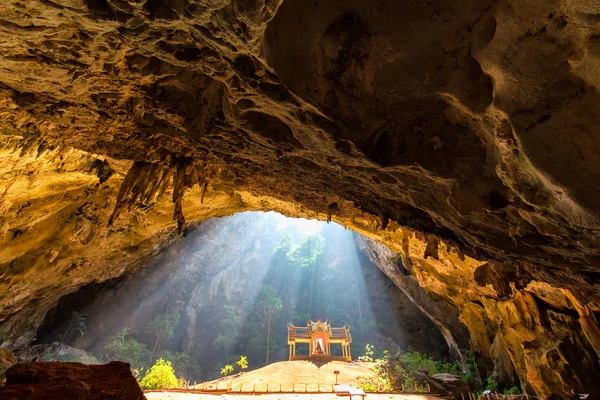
[1, 0, 599, 398]
[0, 361, 145, 400]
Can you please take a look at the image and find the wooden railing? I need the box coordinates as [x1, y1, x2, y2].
[288, 327, 310, 339]
[146, 381, 432, 395]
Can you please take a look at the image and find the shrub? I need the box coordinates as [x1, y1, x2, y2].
[358, 344, 375, 362]
[503, 386, 520, 395]
[460, 349, 480, 387]
[400, 348, 459, 376]
[160, 350, 200, 383]
[220, 364, 234, 376]
[105, 328, 150, 378]
[140, 358, 181, 390]
[236, 355, 248, 372]
[360, 382, 377, 392]
[485, 377, 499, 392]
[358, 347, 393, 392]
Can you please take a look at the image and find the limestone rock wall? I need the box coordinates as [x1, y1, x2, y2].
[357, 235, 600, 398]
[1, 0, 600, 398]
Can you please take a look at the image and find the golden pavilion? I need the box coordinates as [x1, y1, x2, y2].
[287, 319, 352, 361]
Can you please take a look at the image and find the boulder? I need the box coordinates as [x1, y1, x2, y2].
[414, 372, 470, 398]
[0, 361, 145, 400]
[0, 347, 17, 382]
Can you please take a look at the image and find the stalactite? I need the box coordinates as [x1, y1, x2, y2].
[424, 234, 439, 260]
[90, 159, 115, 184]
[200, 182, 208, 204]
[326, 202, 339, 223]
[172, 158, 202, 234]
[108, 161, 174, 226]
[108, 156, 206, 233]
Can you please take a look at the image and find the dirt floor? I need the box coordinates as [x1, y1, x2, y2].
[145, 394, 439, 400]
[192, 360, 373, 391]
[145, 361, 440, 400]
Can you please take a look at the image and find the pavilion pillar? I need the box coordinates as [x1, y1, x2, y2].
[347, 345, 351, 360]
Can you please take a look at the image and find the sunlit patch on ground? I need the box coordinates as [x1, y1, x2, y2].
[146, 394, 438, 400]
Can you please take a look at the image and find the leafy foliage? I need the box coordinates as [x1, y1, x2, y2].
[69, 311, 88, 338]
[149, 311, 180, 346]
[359, 354, 394, 392]
[220, 364, 234, 376]
[212, 305, 241, 361]
[286, 235, 325, 269]
[57, 311, 87, 355]
[485, 376, 499, 392]
[358, 345, 456, 393]
[160, 350, 200, 382]
[358, 344, 375, 362]
[460, 349, 479, 386]
[105, 328, 151, 378]
[400, 348, 460, 376]
[140, 358, 181, 390]
[260, 285, 283, 365]
[236, 355, 248, 372]
[148, 310, 180, 365]
[503, 386, 520, 395]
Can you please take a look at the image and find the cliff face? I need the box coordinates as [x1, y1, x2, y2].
[358, 236, 600, 397]
[1, 0, 600, 398]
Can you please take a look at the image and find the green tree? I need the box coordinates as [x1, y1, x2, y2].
[287, 235, 325, 269]
[140, 358, 180, 390]
[57, 311, 87, 355]
[236, 355, 248, 373]
[160, 350, 200, 383]
[147, 311, 180, 366]
[260, 285, 282, 365]
[274, 234, 292, 257]
[220, 364, 234, 376]
[104, 328, 151, 378]
[212, 305, 241, 361]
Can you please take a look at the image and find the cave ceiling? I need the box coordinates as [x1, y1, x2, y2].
[0, 0, 599, 301]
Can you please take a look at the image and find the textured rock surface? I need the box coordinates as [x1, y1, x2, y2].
[0, 347, 17, 382]
[359, 236, 600, 398]
[415, 372, 470, 398]
[0, 0, 599, 399]
[0, 0, 599, 270]
[0, 361, 145, 399]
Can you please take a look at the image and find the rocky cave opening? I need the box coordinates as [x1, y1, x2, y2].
[1, 0, 600, 399]
[25, 212, 452, 382]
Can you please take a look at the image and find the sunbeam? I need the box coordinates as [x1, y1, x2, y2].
[32, 212, 449, 384]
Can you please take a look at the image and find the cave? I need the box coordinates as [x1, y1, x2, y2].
[30, 213, 452, 379]
[0, 0, 600, 399]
